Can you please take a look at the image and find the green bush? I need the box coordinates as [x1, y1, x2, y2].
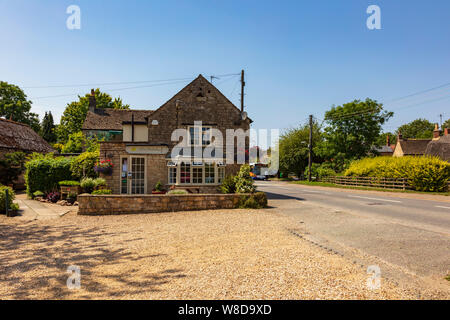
[93, 178, 106, 187]
[70, 151, 99, 179]
[235, 164, 256, 193]
[167, 189, 188, 195]
[80, 177, 96, 193]
[154, 180, 163, 192]
[25, 156, 74, 196]
[237, 192, 268, 209]
[33, 190, 45, 198]
[92, 189, 112, 195]
[220, 175, 236, 194]
[62, 132, 99, 154]
[304, 163, 337, 180]
[345, 156, 450, 192]
[58, 180, 80, 186]
[0, 186, 15, 213]
[0, 151, 26, 185]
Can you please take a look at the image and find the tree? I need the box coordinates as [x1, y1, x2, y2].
[0, 152, 26, 185]
[56, 89, 130, 143]
[61, 132, 99, 154]
[319, 99, 393, 171]
[375, 132, 397, 147]
[278, 120, 322, 177]
[443, 118, 450, 130]
[40, 111, 57, 143]
[0, 81, 40, 132]
[396, 118, 435, 139]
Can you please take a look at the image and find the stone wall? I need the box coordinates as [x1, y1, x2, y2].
[78, 193, 244, 215]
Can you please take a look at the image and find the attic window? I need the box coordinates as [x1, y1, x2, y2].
[196, 93, 204, 98]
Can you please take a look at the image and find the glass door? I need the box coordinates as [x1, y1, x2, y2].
[131, 157, 146, 194]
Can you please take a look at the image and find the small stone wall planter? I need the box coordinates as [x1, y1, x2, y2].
[77, 193, 249, 216]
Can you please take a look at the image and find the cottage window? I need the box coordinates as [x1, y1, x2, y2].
[167, 161, 224, 185]
[193, 166, 203, 184]
[205, 163, 215, 184]
[218, 166, 225, 183]
[169, 167, 177, 184]
[189, 126, 212, 146]
[180, 162, 191, 184]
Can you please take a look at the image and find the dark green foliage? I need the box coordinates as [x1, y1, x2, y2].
[319, 99, 393, 172]
[237, 192, 268, 209]
[92, 189, 112, 195]
[70, 151, 99, 179]
[0, 81, 40, 132]
[154, 181, 163, 191]
[40, 111, 57, 143]
[220, 175, 236, 194]
[397, 118, 435, 139]
[62, 132, 99, 154]
[32, 191, 44, 198]
[0, 186, 15, 213]
[304, 163, 336, 180]
[0, 151, 26, 185]
[25, 156, 74, 196]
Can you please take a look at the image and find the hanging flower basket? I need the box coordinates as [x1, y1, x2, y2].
[94, 160, 114, 175]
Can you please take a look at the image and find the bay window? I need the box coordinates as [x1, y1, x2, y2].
[167, 161, 225, 185]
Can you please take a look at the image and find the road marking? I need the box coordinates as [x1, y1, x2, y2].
[348, 195, 402, 203]
[435, 206, 450, 210]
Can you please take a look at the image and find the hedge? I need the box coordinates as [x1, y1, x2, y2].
[345, 156, 450, 192]
[25, 156, 74, 196]
[0, 185, 15, 213]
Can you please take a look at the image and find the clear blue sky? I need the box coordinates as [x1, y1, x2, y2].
[1, 0, 450, 133]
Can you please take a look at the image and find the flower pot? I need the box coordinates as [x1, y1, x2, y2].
[94, 167, 112, 175]
[151, 190, 166, 194]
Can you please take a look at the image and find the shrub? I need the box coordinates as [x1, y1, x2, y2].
[154, 181, 163, 192]
[0, 186, 15, 213]
[235, 164, 256, 193]
[0, 151, 26, 185]
[46, 191, 60, 203]
[237, 192, 268, 209]
[93, 178, 106, 187]
[33, 190, 45, 198]
[62, 132, 99, 154]
[167, 189, 188, 195]
[92, 189, 112, 195]
[220, 175, 236, 194]
[80, 177, 96, 193]
[58, 180, 80, 186]
[304, 163, 337, 180]
[70, 151, 99, 179]
[345, 156, 450, 192]
[10, 203, 20, 212]
[25, 156, 74, 196]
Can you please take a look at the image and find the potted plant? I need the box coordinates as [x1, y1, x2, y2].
[80, 178, 96, 194]
[152, 181, 166, 194]
[58, 180, 81, 195]
[93, 178, 107, 190]
[94, 159, 114, 175]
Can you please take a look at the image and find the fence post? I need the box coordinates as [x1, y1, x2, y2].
[5, 188, 9, 217]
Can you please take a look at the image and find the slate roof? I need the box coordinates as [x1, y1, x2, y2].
[0, 118, 55, 153]
[82, 109, 153, 131]
[398, 139, 431, 155]
[425, 135, 450, 161]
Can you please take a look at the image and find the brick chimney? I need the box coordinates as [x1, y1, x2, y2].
[386, 134, 390, 146]
[433, 123, 441, 139]
[397, 131, 403, 141]
[445, 128, 449, 136]
[88, 89, 96, 113]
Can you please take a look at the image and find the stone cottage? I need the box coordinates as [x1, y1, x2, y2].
[82, 75, 252, 194]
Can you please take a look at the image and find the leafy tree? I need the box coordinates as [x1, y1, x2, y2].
[442, 118, 450, 130]
[0, 81, 40, 132]
[56, 89, 130, 143]
[375, 132, 397, 147]
[319, 99, 393, 171]
[40, 111, 57, 143]
[396, 118, 435, 139]
[278, 121, 322, 177]
[62, 132, 99, 154]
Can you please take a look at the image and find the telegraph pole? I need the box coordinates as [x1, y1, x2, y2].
[308, 115, 313, 182]
[240, 70, 245, 113]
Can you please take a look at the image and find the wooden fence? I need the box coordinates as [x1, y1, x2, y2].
[319, 176, 412, 190]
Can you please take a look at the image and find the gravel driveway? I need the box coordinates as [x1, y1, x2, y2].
[0, 208, 445, 299]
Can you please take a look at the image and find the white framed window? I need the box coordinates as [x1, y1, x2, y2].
[169, 167, 177, 184]
[189, 126, 212, 146]
[193, 166, 203, 184]
[180, 162, 191, 184]
[218, 166, 225, 183]
[205, 163, 215, 184]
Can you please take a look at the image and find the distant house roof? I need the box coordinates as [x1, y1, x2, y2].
[425, 134, 450, 161]
[373, 145, 394, 154]
[0, 118, 55, 153]
[398, 139, 431, 155]
[82, 109, 153, 131]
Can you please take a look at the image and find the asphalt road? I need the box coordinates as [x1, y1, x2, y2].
[256, 180, 450, 288]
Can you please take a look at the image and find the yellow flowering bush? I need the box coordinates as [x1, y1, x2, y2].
[345, 156, 450, 192]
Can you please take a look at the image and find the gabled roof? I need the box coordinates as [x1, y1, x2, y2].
[0, 118, 55, 153]
[425, 135, 450, 161]
[82, 109, 153, 131]
[398, 139, 431, 155]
